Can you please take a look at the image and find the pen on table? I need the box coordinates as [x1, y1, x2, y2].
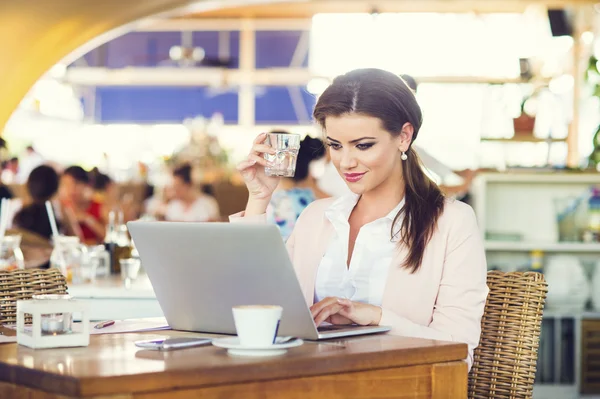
[94, 320, 115, 329]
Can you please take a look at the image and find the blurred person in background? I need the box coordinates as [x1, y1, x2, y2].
[0, 139, 15, 212]
[164, 164, 220, 222]
[142, 184, 170, 220]
[267, 135, 327, 241]
[0, 166, 13, 204]
[91, 170, 117, 217]
[12, 165, 59, 269]
[58, 166, 105, 244]
[1, 157, 19, 185]
[91, 169, 117, 206]
[91, 169, 138, 222]
[13, 165, 59, 240]
[142, 183, 167, 220]
[17, 145, 44, 184]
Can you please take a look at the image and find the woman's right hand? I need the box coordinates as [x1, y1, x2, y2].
[236, 133, 280, 201]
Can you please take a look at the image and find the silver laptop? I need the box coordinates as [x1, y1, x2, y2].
[127, 221, 390, 340]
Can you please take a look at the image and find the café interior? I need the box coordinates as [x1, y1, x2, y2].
[1, 0, 600, 398]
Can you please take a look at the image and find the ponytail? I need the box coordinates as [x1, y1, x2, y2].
[393, 147, 445, 273]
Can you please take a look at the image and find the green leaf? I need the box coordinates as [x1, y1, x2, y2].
[587, 56, 600, 81]
[589, 56, 599, 71]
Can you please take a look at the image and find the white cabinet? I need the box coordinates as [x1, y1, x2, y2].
[471, 172, 600, 398]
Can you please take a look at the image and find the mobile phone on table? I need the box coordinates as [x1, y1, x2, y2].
[134, 337, 212, 350]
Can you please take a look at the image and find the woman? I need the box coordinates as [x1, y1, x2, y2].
[13, 165, 60, 269]
[164, 164, 220, 222]
[58, 166, 105, 244]
[13, 165, 59, 239]
[267, 135, 327, 241]
[233, 68, 488, 369]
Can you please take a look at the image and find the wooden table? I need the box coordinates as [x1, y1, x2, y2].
[0, 329, 468, 398]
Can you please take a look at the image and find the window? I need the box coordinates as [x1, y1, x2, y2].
[309, 12, 581, 170]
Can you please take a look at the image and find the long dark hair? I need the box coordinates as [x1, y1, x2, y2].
[294, 136, 325, 182]
[313, 68, 444, 273]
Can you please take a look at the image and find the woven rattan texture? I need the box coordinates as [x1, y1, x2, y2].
[468, 271, 548, 399]
[0, 269, 68, 324]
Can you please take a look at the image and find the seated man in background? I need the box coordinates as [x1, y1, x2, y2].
[58, 166, 105, 244]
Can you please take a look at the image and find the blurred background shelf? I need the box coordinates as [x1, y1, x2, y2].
[544, 311, 600, 319]
[481, 136, 567, 143]
[475, 172, 600, 184]
[485, 241, 600, 252]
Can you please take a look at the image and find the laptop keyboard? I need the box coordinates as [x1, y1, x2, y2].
[317, 324, 358, 332]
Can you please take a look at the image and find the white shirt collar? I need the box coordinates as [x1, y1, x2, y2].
[325, 193, 405, 237]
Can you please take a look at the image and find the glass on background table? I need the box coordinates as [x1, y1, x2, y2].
[119, 258, 141, 289]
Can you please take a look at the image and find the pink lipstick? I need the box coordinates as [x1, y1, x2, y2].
[343, 172, 366, 183]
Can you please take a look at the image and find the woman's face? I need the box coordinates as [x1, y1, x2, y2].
[59, 175, 86, 203]
[324, 114, 409, 196]
[172, 176, 191, 200]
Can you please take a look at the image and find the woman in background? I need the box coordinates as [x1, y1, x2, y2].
[58, 166, 105, 244]
[13, 165, 59, 239]
[164, 164, 220, 222]
[13, 165, 60, 268]
[267, 135, 327, 241]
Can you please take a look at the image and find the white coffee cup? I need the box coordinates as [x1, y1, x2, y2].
[232, 305, 283, 347]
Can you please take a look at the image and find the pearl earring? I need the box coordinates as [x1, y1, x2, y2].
[401, 151, 408, 161]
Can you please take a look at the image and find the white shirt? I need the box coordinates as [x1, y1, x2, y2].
[314, 194, 405, 306]
[165, 195, 220, 222]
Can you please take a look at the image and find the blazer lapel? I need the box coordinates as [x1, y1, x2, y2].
[301, 214, 334, 305]
[381, 243, 410, 309]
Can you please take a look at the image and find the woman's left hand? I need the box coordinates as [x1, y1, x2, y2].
[310, 297, 382, 326]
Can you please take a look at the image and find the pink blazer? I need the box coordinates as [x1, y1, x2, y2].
[231, 198, 488, 369]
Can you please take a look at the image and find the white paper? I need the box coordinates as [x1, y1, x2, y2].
[88, 317, 170, 335]
[0, 317, 171, 343]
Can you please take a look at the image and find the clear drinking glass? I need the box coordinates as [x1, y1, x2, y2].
[120, 258, 141, 289]
[0, 235, 24, 271]
[84, 245, 109, 279]
[264, 133, 301, 177]
[50, 236, 84, 283]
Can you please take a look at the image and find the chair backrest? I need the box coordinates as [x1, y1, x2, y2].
[0, 269, 68, 324]
[468, 270, 548, 399]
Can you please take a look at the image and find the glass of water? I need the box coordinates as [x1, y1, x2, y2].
[119, 258, 141, 289]
[264, 133, 301, 177]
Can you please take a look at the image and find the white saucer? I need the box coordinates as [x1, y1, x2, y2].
[212, 336, 303, 357]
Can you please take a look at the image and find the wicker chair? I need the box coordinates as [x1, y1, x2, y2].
[0, 269, 68, 324]
[468, 270, 548, 399]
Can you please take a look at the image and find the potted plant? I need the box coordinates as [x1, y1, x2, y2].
[586, 56, 600, 170]
[513, 94, 536, 136]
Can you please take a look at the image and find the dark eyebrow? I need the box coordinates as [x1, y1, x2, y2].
[326, 136, 376, 144]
